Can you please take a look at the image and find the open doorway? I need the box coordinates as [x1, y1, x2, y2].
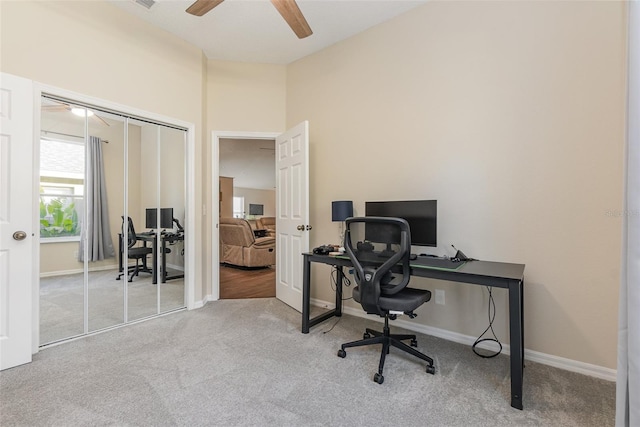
[216, 135, 278, 299]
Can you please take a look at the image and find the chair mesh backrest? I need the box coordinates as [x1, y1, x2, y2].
[122, 216, 138, 249]
[344, 216, 412, 314]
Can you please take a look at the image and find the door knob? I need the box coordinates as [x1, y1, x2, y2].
[297, 225, 304, 231]
[306, 225, 312, 231]
[13, 231, 27, 241]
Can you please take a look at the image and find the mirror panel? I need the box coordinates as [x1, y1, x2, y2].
[39, 98, 87, 344]
[159, 126, 186, 313]
[126, 121, 159, 321]
[87, 110, 125, 332]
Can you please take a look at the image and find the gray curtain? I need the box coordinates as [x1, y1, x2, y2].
[79, 136, 115, 262]
[616, 2, 640, 425]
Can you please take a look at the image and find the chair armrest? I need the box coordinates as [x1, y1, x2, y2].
[253, 236, 275, 248]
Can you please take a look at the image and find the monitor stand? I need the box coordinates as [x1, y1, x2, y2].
[378, 243, 396, 258]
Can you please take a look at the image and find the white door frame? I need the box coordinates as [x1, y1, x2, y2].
[32, 83, 198, 348]
[210, 130, 280, 301]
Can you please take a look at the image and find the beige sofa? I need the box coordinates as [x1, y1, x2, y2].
[219, 218, 275, 267]
[257, 216, 276, 237]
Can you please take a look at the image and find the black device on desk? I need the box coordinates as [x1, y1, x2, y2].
[313, 245, 335, 255]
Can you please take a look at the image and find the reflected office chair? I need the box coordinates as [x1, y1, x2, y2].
[117, 216, 153, 282]
[337, 216, 435, 384]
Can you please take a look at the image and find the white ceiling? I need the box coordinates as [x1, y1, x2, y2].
[110, 0, 427, 64]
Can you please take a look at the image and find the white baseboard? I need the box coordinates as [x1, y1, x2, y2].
[192, 299, 206, 309]
[310, 297, 617, 382]
[40, 264, 117, 278]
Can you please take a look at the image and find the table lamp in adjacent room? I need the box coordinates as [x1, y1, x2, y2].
[332, 200, 353, 247]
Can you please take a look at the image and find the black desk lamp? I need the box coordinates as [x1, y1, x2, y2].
[332, 200, 353, 246]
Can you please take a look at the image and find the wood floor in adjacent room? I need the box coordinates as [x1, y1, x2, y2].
[219, 265, 275, 299]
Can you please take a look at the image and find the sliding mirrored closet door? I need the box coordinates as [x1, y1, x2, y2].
[39, 95, 187, 346]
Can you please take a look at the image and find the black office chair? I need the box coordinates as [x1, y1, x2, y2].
[337, 216, 435, 384]
[116, 216, 153, 282]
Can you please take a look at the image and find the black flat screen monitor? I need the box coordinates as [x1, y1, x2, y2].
[365, 200, 437, 247]
[145, 208, 174, 229]
[249, 204, 264, 215]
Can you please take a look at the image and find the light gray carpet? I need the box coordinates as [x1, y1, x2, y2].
[40, 269, 185, 345]
[1, 298, 615, 426]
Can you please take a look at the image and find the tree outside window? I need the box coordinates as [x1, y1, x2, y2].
[39, 139, 84, 241]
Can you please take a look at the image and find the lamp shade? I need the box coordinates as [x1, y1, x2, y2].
[332, 200, 353, 222]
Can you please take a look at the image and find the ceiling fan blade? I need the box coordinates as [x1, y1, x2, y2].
[92, 114, 110, 127]
[270, 0, 313, 39]
[186, 0, 225, 16]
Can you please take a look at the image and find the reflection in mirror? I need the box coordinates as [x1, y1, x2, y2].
[87, 110, 125, 333]
[159, 126, 186, 313]
[126, 121, 186, 321]
[39, 98, 87, 344]
[38, 95, 187, 346]
[127, 121, 160, 321]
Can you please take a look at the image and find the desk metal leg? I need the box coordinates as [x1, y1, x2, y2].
[335, 266, 343, 317]
[301, 256, 344, 333]
[152, 238, 158, 285]
[509, 279, 524, 410]
[161, 239, 168, 283]
[118, 234, 123, 274]
[302, 255, 311, 333]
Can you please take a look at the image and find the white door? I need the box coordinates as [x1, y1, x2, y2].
[275, 121, 309, 312]
[0, 73, 34, 370]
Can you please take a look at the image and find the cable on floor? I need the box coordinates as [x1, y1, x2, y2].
[472, 286, 503, 358]
[322, 266, 353, 334]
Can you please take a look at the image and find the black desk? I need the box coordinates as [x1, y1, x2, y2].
[301, 252, 525, 410]
[118, 231, 184, 284]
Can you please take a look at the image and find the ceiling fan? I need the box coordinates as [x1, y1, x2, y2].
[42, 103, 110, 127]
[186, 0, 313, 39]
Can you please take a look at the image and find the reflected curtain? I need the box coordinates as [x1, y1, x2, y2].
[79, 136, 115, 262]
[616, 2, 640, 425]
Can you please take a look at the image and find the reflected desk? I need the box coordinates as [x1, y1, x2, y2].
[301, 252, 526, 410]
[118, 231, 185, 284]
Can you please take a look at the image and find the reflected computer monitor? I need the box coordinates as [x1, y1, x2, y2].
[145, 208, 174, 229]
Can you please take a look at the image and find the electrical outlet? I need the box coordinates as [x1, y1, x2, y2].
[435, 289, 445, 305]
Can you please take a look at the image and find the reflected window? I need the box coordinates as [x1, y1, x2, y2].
[39, 138, 84, 241]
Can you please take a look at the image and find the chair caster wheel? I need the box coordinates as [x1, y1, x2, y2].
[337, 349, 346, 358]
[373, 373, 384, 384]
[410, 339, 418, 347]
[363, 332, 371, 339]
[426, 365, 435, 375]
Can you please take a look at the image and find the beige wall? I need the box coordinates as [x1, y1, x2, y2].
[287, 1, 626, 369]
[1, 1, 205, 299]
[233, 188, 276, 218]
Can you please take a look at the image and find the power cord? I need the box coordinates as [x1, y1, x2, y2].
[472, 286, 503, 358]
[323, 266, 353, 334]
[330, 265, 351, 291]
